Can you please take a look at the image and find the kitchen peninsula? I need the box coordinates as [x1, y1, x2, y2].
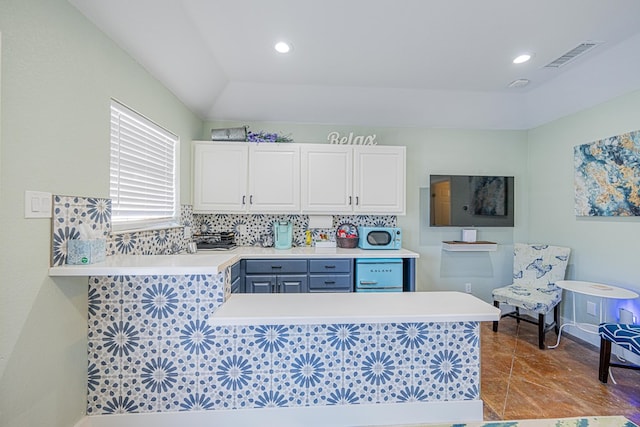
[49, 248, 501, 425]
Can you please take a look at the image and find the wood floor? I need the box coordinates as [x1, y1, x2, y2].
[481, 320, 640, 423]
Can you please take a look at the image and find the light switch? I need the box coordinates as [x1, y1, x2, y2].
[24, 190, 52, 218]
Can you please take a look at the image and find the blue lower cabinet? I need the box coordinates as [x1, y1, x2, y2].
[230, 261, 241, 293]
[245, 275, 276, 293]
[245, 274, 308, 293]
[239, 257, 414, 293]
[277, 275, 308, 293]
[243, 259, 308, 293]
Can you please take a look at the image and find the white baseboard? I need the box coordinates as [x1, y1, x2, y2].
[75, 400, 483, 427]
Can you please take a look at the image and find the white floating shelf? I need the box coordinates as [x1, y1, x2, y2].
[442, 241, 498, 252]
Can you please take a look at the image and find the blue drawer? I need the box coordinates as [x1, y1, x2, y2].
[308, 275, 353, 292]
[309, 259, 352, 274]
[245, 259, 308, 274]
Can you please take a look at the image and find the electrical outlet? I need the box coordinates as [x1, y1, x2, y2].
[465, 283, 472, 293]
[183, 226, 192, 239]
[587, 301, 597, 316]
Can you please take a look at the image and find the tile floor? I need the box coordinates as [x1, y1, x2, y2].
[482, 320, 640, 423]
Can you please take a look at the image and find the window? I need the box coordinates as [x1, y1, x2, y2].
[109, 100, 179, 232]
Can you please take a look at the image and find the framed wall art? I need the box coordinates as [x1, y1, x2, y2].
[574, 130, 640, 216]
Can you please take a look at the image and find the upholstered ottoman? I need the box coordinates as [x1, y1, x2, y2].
[598, 323, 640, 383]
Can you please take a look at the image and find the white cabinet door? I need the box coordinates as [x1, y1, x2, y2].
[354, 146, 406, 214]
[301, 144, 353, 213]
[248, 144, 300, 212]
[192, 142, 248, 213]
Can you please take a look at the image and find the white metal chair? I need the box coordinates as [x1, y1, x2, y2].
[492, 243, 571, 349]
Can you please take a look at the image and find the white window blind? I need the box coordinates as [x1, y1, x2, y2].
[110, 100, 179, 231]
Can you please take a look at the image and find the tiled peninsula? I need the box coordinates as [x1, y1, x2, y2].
[49, 251, 501, 425]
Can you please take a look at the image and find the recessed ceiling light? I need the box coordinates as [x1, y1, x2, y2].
[274, 41, 292, 54]
[513, 54, 532, 64]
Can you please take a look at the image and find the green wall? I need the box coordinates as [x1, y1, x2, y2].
[0, 1, 202, 426]
[527, 89, 640, 336]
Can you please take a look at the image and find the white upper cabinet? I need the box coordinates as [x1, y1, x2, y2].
[301, 144, 406, 215]
[301, 144, 353, 213]
[193, 141, 248, 213]
[248, 144, 300, 212]
[192, 141, 300, 213]
[354, 145, 406, 214]
[194, 141, 405, 215]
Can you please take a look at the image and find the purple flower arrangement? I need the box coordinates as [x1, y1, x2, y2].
[246, 130, 293, 142]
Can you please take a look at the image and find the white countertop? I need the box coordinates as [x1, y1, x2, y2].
[233, 246, 419, 259]
[211, 291, 500, 325]
[48, 247, 419, 276]
[48, 253, 238, 276]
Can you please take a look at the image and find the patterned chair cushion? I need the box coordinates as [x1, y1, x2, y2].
[492, 284, 562, 314]
[492, 243, 570, 314]
[599, 323, 640, 356]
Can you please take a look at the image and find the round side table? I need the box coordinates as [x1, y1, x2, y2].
[548, 280, 639, 349]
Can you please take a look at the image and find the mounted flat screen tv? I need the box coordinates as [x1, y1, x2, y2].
[430, 175, 515, 227]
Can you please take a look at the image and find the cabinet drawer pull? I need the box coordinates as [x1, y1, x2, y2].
[324, 265, 336, 269]
[359, 280, 378, 285]
[324, 281, 336, 285]
[271, 265, 282, 269]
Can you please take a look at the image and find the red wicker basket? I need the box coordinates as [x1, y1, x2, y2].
[336, 223, 359, 248]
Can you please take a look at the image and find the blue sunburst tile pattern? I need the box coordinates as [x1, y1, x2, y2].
[52, 195, 395, 265]
[87, 270, 482, 416]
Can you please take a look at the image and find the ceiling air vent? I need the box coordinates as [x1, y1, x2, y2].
[544, 42, 601, 68]
[508, 78, 530, 88]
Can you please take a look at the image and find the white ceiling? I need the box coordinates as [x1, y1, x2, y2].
[70, 0, 640, 130]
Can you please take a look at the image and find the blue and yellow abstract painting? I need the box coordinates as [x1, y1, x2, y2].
[574, 130, 640, 216]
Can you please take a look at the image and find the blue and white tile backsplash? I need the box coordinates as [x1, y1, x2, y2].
[51, 194, 397, 265]
[193, 213, 396, 247]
